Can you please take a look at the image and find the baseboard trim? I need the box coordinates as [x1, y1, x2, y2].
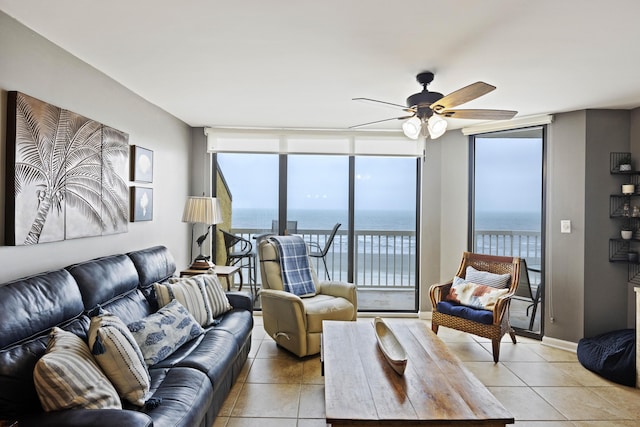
[418, 311, 432, 320]
[541, 336, 578, 353]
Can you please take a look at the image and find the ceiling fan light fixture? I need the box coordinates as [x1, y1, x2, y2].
[402, 116, 422, 140]
[427, 114, 448, 139]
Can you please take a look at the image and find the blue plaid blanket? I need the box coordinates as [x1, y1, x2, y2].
[269, 235, 316, 297]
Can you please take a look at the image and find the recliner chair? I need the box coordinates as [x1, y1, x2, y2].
[258, 237, 357, 357]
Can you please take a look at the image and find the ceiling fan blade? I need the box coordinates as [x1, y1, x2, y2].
[352, 97, 415, 113]
[349, 115, 414, 129]
[439, 109, 518, 120]
[431, 82, 496, 112]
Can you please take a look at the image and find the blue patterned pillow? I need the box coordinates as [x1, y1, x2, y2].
[127, 300, 204, 366]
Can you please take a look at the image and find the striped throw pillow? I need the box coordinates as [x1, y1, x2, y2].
[154, 277, 213, 326]
[88, 311, 151, 407]
[199, 274, 233, 318]
[169, 274, 232, 319]
[34, 327, 121, 411]
[465, 266, 511, 289]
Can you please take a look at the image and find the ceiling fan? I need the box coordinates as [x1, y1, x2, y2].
[351, 71, 517, 140]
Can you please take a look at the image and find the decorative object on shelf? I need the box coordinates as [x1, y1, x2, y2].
[611, 152, 634, 173]
[623, 202, 630, 217]
[373, 317, 407, 375]
[618, 154, 633, 171]
[182, 196, 223, 270]
[622, 184, 635, 195]
[130, 145, 154, 183]
[621, 229, 633, 240]
[633, 206, 640, 217]
[628, 251, 639, 263]
[130, 187, 153, 222]
[5, 91, 129, 245]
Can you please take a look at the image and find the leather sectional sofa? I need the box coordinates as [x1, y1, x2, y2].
[0, 245, 253, 427]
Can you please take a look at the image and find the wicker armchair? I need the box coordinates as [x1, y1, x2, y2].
[429, 252, 521, 363]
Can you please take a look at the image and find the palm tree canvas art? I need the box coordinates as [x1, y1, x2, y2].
[5, 91, 129, 245]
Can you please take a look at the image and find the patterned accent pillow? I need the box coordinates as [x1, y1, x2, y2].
[465, 265, 511, 289]
[127, 300, 204, 366]
[154, 277, 213, 326]
[169, 274, 232, 319]
[446, 276, 509, 311]
[33, 327, 121, 411]
[88, 311, 151, 407]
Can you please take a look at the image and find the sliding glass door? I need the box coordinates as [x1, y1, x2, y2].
[354, 157, 418, 311]
[287, 155, 349, 281]
[470, 127, 545, 336]
[215, 152, 419, 312]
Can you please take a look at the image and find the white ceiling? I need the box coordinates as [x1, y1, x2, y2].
[2, 0, 640, 132]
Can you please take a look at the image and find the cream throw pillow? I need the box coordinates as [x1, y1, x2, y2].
[34, 327, 121, 411]
[169, 274, 232, 319]
[155, 277, 213, 326]
[88, 311, 151, 407]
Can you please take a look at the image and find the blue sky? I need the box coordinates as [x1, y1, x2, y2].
[474, 137, 542, 213]
[218, 138, 542, 216]
[218, 154, 417, 211]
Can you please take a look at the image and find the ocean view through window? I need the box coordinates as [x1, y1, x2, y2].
[471, 126, 545, 336]
[216, 151, 419, 312]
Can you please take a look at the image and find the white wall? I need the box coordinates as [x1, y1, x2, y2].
[0, 12, 192, 282]
[420, 130, 468, 312]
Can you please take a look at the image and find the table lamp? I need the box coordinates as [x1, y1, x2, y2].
[182, 196, 223, 269]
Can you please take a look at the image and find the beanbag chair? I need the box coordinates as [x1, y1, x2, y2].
[577, 329, 636, 386]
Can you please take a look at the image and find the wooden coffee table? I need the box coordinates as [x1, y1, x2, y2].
[322, 319, 514, 426]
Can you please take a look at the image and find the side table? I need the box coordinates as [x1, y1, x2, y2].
[180, 265, 241, 291]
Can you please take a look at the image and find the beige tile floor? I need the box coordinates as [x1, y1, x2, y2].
[213, 316, 640, 427]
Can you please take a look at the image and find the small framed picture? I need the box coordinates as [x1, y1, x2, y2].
[130, 186, 153, 222]
[130, 145, 153, 183]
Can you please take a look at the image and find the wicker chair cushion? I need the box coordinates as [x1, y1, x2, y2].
[465, 266, 511, 289]
[436, 301, 493, 325]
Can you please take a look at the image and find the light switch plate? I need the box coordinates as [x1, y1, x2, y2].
[561, 220, 571, 233]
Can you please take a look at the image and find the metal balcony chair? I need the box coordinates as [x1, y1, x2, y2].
[513, 258, 542, 330]
[308, 223, 341, 280]
[220, 229, 256, 297]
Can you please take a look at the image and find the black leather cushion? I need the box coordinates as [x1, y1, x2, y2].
[128, 246, 176, 288]
[18, 408, 153, 427]
[154, 330, 238, 384]
[67, 254, 139, 311]
[100, 289, 154, 326]
[0, 269, 84, 348]
[215, 309, 254, 350]
[577, 328, 636, 386]
[144, 367, 213, 427]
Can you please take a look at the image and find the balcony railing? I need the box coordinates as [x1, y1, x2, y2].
[231, 228, 416, 289]
[473, 230, 542, 268]
[227, 228, 542, 290]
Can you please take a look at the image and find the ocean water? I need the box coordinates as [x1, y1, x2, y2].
[231, 208, 416, 231]
[232, 208, 540, 232]
[475, 210, 541, 232]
